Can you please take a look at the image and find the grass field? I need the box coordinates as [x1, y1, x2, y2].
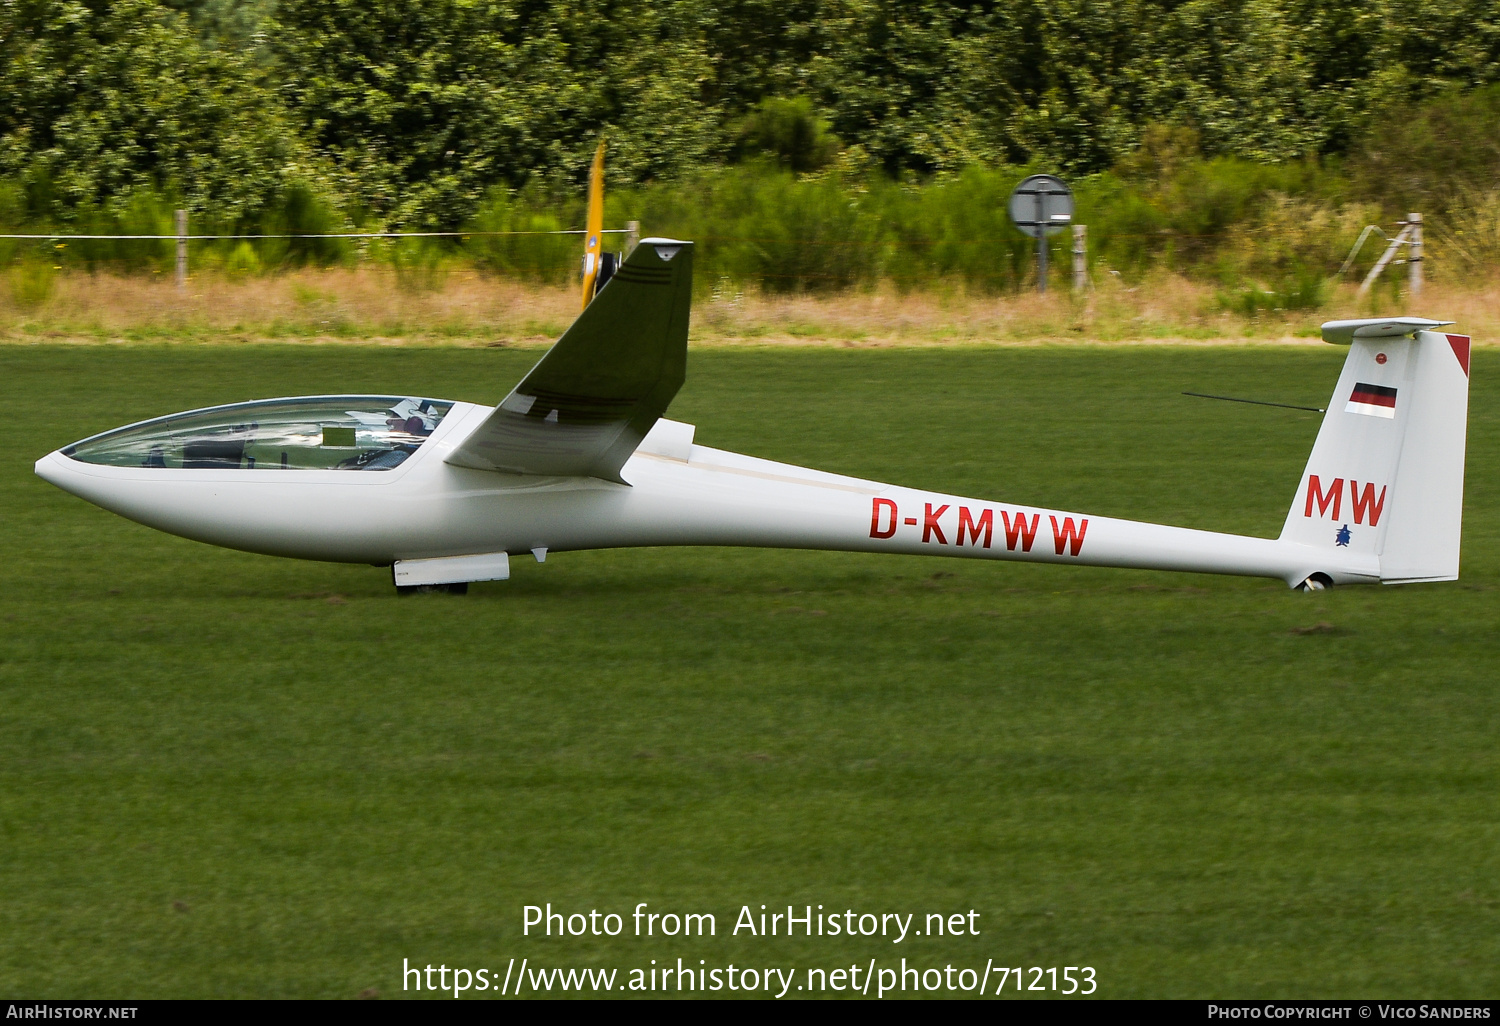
[2, 343, 1498, 999]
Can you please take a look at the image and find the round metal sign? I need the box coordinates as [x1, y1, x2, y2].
[1008, 174, 1074, 238]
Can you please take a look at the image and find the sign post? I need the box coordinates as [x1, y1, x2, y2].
[1007, 175, 1073, 294]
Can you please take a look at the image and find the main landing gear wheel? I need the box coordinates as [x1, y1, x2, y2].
[1296, 573, 1333, 592]
[396, 582, 469, 596]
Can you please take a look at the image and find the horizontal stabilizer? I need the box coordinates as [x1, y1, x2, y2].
[447, 239, 693, 482]
[1321, 317, 1452, 345]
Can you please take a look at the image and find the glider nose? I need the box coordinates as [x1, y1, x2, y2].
[34, 450, 78, 494]
[34, 450, 139, 518]
[34, 450, 120, 515]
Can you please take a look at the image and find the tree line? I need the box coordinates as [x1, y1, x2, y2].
[3, 0, 1499, 230]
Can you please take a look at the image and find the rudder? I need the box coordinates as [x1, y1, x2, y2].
[1280, 318, 1470, 583]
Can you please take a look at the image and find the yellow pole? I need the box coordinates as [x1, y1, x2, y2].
[581, 140, 606, 310]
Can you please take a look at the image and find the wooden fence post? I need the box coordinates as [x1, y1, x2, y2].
[175, 209, 187, 290]
[1408, 212, 1422, 297]
[1072, 224, 1088, 292]
[625, 220, 640, 257]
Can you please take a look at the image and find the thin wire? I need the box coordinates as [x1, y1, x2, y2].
[0, 229, 632, 240]
[692, 233, 1231, 246]
[0, 229, 1230, 243]
[1183, 391, 1325, 413]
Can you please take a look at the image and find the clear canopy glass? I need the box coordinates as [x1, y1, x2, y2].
[63, 396, 454, 471]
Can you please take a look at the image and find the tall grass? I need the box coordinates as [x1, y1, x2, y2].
[1433, 190, 1500, 281]
[0, 181, 351, 277]
[466, 187, 579, 286]
[442, 148, 1448, 305]
[6, 267, 1497, 346]
[2, 126, 1492, 307]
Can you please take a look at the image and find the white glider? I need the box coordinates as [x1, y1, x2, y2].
[36, 240, 1471, 593]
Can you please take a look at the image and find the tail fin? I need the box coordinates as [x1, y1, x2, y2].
[1280, 318, 1471, 583]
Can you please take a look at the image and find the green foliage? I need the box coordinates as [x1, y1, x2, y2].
[0, 180, 25, 268]
[5, 0, 1500, 228]
[268, 0, 721, 225]
[874, 169, 1033, 291]
[1220, 268, 1329, 318]
[731, 98, 840, 173]
[1350, 84, 1500, 216]
[160, 0, 277, 51]
[466, 189, 579, 285]
[1432, 189, 1500, 280]
[1076, 147, 1345, 280]
[684, 169, 883, 292]
[3, 0, 1500, 294]
[6, 257, 57, 311]
[254, 182, 349, 270]
[0, 0, 306, 221]
[579, 156, 1355, 293]
[379, 237, 449, 294]
[0, 180, 23, 227]
[222, 240, 263, 276]
[66, 190, 175, 273]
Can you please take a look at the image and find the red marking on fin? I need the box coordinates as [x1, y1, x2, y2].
[903, 517, 918, 526]
[1447, 334, 1471, 376]
[1349, 480, 1387, 526]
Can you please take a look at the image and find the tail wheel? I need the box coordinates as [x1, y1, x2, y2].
[1296, 572, 1334, 592]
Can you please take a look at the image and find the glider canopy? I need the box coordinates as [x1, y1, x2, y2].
[63, 396, 453, 471]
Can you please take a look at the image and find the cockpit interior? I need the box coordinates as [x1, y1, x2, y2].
[63, 396, 454, 471]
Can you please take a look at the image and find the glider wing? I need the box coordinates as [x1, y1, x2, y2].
[446, 238, 692, 482]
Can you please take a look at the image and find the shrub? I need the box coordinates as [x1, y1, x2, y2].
[731, 98, 841, 174]
[466, 188, 579, 285]
[1431, 190, 1500, 281]
[8, 257, 56, 311]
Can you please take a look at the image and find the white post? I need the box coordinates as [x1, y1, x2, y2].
[625, 220, 640, 257]
[1358, 224, 1410, 296]
[1408, 212, 1422, 297]
[1072, 224, 1088, 292]
[175, 209, 187, 290]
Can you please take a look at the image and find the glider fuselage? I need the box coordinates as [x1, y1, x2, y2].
[34, 401, 1375, 589]
[32, 236, 1471, 592]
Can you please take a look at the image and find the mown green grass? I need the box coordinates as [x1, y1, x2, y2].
[2, 345, 1497, 999]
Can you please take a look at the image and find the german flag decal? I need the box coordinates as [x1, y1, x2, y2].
[1346, 382, 1398, 419]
